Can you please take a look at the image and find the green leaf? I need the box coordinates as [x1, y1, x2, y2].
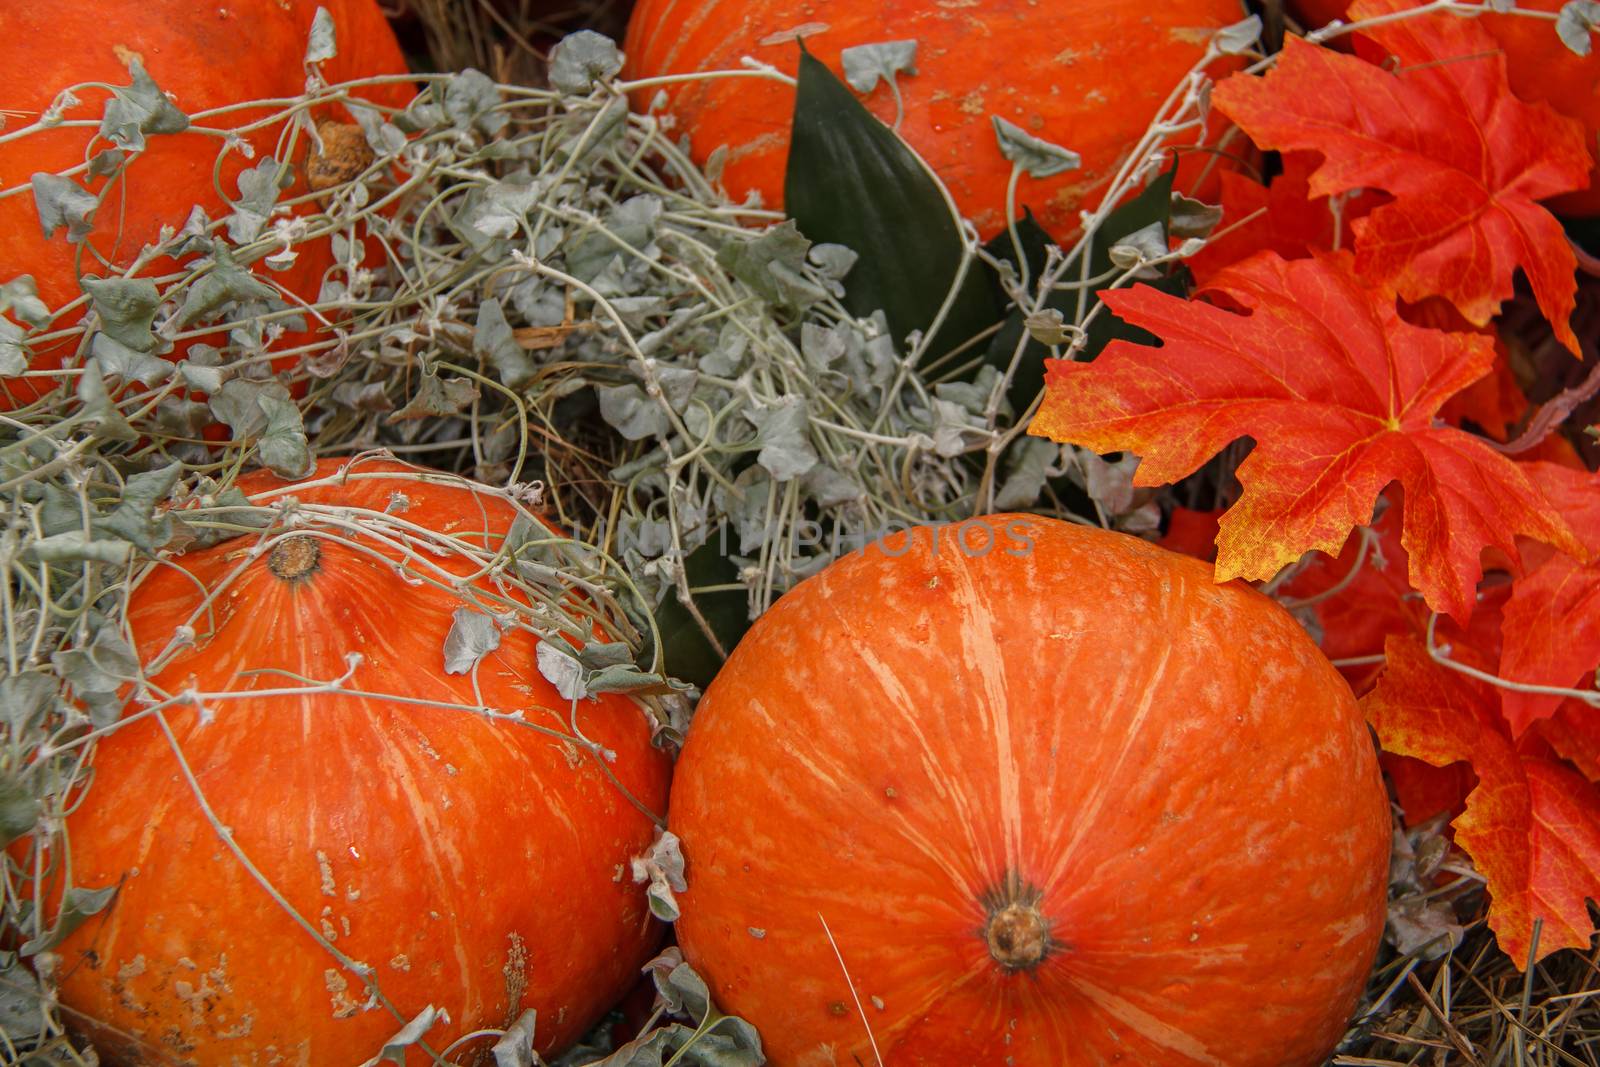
[91, 334, 170, 387]
[785, 45, 999, 357]
[20, 884, 117, 957]
[99, 61, 189, 152]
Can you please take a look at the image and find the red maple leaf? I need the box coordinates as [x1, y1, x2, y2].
[1187, 152, 1371, 284]
[1211, 0, 1590, 354]
[1500, 462, 1600, 733]
[1029, 250, 1577, 620]
[1364, 634, 1600, 964]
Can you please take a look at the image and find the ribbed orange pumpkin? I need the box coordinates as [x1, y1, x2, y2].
[1287, 0, 1600, 215]
[621, 0, 1248, 240]
[0, 1, 412, 407]
[46, 458, 671, 1064]
[670, 517, 1389, 1067]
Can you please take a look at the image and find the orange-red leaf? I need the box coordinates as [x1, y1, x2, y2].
[1500, 463, 1600, 733]
[1211, 0, 1590, 353]
[1029, 251, 1577, 619]
[1186, 152, 1369, 284]
[1364, 635, 1600, 964]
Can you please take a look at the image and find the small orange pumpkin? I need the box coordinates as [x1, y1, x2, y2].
[44, 457, 671, 1063]
[622, 0, 1249, 240]
[0, 1, 413, 407]
[670, 517, 1389, 1066]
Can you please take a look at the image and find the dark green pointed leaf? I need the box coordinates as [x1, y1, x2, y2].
[785, 46, 998, 358]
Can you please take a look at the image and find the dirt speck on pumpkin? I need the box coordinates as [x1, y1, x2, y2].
[317, 850, 336, 897]
[503, 932, 529, 1021]
[757, 22, 830, 47]
[323, 969, 360, 1019]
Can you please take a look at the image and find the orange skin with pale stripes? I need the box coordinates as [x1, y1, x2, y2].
[622, 0, 1248, 240]
[671, 517, 1389, 1067]
[47, 458, 671, 1064]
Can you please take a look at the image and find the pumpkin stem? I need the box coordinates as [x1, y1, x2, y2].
[985, 901, 1052, 971]
[268, 536, 322, 582]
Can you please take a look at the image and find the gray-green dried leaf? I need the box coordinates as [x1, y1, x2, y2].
[0, 276, 50, 327]
[599, 383, 670, 441]
[257, 395, 312, 478]
[749, 397, 817, 481]
[91, 334, 171, 387]
[1557, 0, 1600, 54]
[367, 1005, 445, 1066]
[535, 640, 586, 701]
[99, 61, 189, 152]
[715, 221, 814, 311]
[305, 6, 339, 63]
[99, 463, 181, 552]
[477, 297, 535, 389]
[1215, 14, 1263, 54]
[77, 359, 138, 441]
[177, 254, 277, 327]
[443, 69, 509, 135]
[631, 830, 688, 922]
[228, 159, 288, 243]
[991, 116, 1080, 178]
[492, 1009, 538, 1067]
[0, 672, 58, 734]
[840, 40, 918, 94]
[0, 772, 40, 847]
[0, 320, 26, 376]
[31, 173, 98, 243]
[549, 30, 625, 95]
[21, 884, 117, 956]
[82, 276, 161, 351]
[390, 371, 478, 421]
[443, 609, 502, 675]
[1169, 193, 1223, 239]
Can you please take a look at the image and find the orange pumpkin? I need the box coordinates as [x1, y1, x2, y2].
[0, 1, 412, 407]
[622, 0, 1249, 240]
[670, 517, 1389, 1067]
[45, 457, 671, 1063]
[1287, 0, 1600, 215]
